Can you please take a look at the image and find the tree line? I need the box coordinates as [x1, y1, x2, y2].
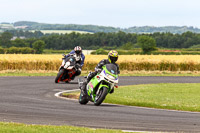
[1, 30, 200, 52]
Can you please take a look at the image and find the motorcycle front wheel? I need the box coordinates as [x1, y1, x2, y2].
[55, 69, 65, 83]
[94, 87, 108, 106]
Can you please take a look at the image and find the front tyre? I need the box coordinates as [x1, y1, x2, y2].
[94, 87, 108, 106]
[55, 69, 65, 83]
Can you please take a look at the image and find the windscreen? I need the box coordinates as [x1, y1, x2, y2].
[65, 56, 76, 66]
[105, 64, 118, 75]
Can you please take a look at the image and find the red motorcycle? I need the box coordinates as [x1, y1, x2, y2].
[55, 54, 77, 83]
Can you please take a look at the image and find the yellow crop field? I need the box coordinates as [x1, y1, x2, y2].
[0, 54, 200, 71]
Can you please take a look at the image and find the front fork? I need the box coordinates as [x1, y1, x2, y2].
[91, 83, 110, 101]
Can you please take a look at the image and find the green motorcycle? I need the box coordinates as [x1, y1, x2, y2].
[78, 64, 119, 106]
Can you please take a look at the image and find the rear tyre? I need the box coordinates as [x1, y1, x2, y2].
[79, 83, 88, 105]
[55, 69, 65, 83]
[94, 87, 108, 106]
[79, 91, 88, 105]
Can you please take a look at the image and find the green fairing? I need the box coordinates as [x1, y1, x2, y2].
[87, 65, 117, 101]
[87, 75, 99, 98]
[89, 75, 99, 89]
[98, 84, 109, 91]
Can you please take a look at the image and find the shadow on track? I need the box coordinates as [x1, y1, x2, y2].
[81, 103, 119, 107]
[55, 82, 78, 84]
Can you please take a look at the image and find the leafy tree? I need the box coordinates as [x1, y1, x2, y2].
[11, 38, 28, 47]
[3, 29, 200, 50]
[0, 32, 13, 47]
[32, 40, 46, 54]
[120, 42, 134, 50]
[0, 46, 4, 54]
[25, 38, 38, 48]
[137, 35, 157, 54]
[190, 44, 200, 48]
[94, 48, 107, 55]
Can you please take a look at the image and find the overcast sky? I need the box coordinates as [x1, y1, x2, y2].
[0, 0, 200, 28]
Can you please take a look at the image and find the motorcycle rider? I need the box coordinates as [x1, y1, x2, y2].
[65, 46, 85, 79]
[86, 50, 120, 93]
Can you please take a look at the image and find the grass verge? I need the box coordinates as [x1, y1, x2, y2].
[63, 83, 200, 112]
[0, 122, 126, 133]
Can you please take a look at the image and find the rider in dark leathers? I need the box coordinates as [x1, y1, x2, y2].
[86, 50, 120, 93]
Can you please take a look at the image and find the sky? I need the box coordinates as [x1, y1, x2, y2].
[0, 0, 200, 28]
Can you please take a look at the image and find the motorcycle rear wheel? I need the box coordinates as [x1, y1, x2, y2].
[79, 90, 88, 105]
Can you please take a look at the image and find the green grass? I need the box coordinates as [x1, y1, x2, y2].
[64, 83, 200, 112]
[120, 72, 200, 76]
[0, 72, 57, 76]
[2, 84, 200, 132]
[0, 122, 126, 133]
[105, 83, 200, 112]
[1, 71, 200, 76]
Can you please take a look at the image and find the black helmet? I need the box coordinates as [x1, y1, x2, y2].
[108, 50, 118, 63]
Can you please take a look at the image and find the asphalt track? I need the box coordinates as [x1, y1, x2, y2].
[0, 76, 200, 132]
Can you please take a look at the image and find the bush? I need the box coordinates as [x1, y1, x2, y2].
[21, 47, 35, 54]
[32, 40, 46, 54]
[43, 49, 71, 54]
[91, 48, 108, 55]
[0, 47, 4, 54]
[190, 44, 200, 49]
[5, 47, 35, 54]
[137, 35, 157, 54]
[6, 47, 20, 54]
[120, 42, 134, 50]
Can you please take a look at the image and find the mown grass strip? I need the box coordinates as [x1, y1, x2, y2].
[1, 70, 200, 76]
[0, 122, 126, 133]
[0, 72, 57, 76]
[63, 83, 200, 112]
[105, 83, 200, 112]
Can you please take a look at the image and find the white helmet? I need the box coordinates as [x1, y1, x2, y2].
[74, 46, 82, 56]
[74, 53, 81, 61]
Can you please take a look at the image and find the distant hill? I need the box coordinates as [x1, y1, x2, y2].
[123, 26, 200, 34]
[13, 21, 119, 33]
[1, 21, 200, 34]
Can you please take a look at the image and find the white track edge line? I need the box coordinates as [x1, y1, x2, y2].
[54, 89, 80, 101]
[55, 89, 200, 114]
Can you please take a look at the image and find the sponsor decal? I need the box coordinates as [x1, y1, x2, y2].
[89, 82, 94, 89]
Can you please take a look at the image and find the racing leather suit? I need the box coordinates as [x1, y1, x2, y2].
[86, 59, 120, 93]
[65, 50, 85, 77]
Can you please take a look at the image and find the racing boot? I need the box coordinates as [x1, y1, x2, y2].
[81, 82, 87, 95]
[71, 74, 76, 80]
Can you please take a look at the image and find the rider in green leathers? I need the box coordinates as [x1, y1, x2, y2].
[86, 50, 120, 93]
